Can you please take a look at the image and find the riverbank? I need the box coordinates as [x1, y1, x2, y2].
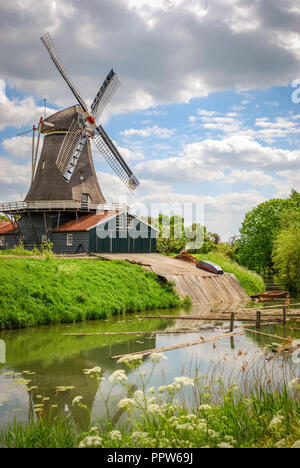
[0, 257, 181, 330]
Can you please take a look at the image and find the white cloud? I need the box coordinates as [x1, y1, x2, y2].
[2, 136, 34, 159]
[111, 141, 144, 160]
[135, 134, 300, 183]
[121, 125, 174, 139]
[0, 89, 56, 131]
[254, 116, 300, 143]
[225, 169, 281, 188]
[0, 0, 299, 114]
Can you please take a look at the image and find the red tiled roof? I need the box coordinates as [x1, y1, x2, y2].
[52, 211, 119, 233]
[0, 221, 17, 235]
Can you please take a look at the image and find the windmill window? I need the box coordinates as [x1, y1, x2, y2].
[116, 217, 124, 229]
[0, 236, 5, 247]
[127, 217, 134, 229]
[67, 234, 73, 246]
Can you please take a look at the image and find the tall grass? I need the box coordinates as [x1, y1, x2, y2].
[0, 257, 180, 329]
[1, 359, 299, 449]
[194, 252, 265, 296]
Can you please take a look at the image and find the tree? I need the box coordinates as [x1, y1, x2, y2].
[237, 197, 295, 274]
[272, 226, 300, 293]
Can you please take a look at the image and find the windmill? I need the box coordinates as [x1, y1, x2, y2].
[40, 32, 139, 191]
[0, 33, 157, 255]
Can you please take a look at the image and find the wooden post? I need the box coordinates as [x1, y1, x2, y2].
[230, 313, 235, 332]
[282, 306, 287, 326]
[256, 310, 261, 329]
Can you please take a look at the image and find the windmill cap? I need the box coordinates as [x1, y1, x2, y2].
[41, 105, 84, 134]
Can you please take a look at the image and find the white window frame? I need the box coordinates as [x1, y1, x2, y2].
[127, 217, 134, 229]
[116, 216, 124, 229]
[67, 233, 73, 246]
[42, 235, 47, 243]
[0, 236, 5, 247]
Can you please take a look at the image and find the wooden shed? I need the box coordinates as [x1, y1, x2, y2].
[51, 210, 157, 255]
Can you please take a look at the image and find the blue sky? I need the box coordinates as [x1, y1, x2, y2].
[0, 0, 300, 240]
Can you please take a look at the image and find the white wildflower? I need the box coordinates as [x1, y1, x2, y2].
[147, 386, 156, 394]
[147, 403, 161, 414]
[83, 367, 101, 375]
[72, 396, 83, 406]
[150, 352, 168, 363]
[167, 383, 182, 392]
[224, 435, 236, 444]
[78, 436, 103, 448]
[199, 404, 212, 411]
[108, 369, 127, 384]
[218, 442, 233, 448]
[208, 429, 219, 439]
[158, 385, 167, 393]
[133, 390, 145, 401]
[288, 378, 300, 389]
[274, 439, 286, 448]
[198, 422, 207, 431]
[176, 423, 194, 431]
[118, 397, 135, 411]
[117, 355, 142, 364]
[268, 415, 284, 429]
[109, 430, 122, 441]
[131, 431, 148, 441]
[174, 376, 194, 387]
[89, 427, 99, 436]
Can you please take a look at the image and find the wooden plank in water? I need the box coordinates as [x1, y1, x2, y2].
[136, 315, 284, 322]
[111, 331, 244, 359]
[63, 329, 216, 337]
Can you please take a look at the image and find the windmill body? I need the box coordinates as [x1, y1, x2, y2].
[0, 33, 157, 254]
[26, 106, 105, 205]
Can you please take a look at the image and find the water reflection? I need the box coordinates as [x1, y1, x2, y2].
[0, 305, 299, 432]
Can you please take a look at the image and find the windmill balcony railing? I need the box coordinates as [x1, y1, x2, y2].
[0, 201, 129, 214]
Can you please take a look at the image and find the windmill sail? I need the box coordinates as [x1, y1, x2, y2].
[56, 119, 86, 177]
[94, 126, 140, 191]
[91, 70, 121, 120]
[41, 32, 140, 192]
[41, 33, 89, 112]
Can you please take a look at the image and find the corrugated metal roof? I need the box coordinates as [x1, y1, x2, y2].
[52, 211, 119, 232]
[0, 221, 17, 234]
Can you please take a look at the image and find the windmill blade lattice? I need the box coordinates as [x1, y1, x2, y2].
[91, 70, 121, 121]
[94, 126, 140, 191]
[56, 119, 86, 177]
[41, 33, 89, 112]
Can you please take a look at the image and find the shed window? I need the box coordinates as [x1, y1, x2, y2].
[0, 236, 5, 247]
[127, 217, 134, 229]
[67, 234, 73, 246]
[42, 235, 47, 243]
[116, 217, 124, 229]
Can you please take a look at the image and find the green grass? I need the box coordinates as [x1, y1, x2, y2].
[0, 257, 180, 330]
[194, 252, 265, 296]
[0, 245, 41, 256]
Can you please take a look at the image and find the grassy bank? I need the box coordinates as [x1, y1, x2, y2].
[194, 253, 265, 296]
[1, 360, 299, 449]
[0, 257, 180, 329]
